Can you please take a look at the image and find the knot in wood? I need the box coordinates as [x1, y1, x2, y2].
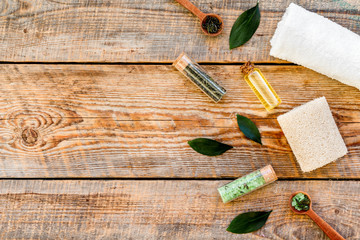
[21, 128, 39, 146]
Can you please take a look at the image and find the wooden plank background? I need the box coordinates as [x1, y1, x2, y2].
[0, 0, 359, 239]
[0, 180, 358, 239]
[0, 64, 358, 178]
[0, 0, 358, 63]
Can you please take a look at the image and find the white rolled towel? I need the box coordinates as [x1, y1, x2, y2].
[270, 3, 360, 91]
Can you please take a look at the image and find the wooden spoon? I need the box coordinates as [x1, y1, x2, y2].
[174, 0, 223, 36]
[289, 191, 345, 240]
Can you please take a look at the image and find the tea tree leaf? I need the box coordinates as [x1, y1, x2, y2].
[227, 210, 272, 234]
[188, 138, 233, 156]
[229, 3, 260, 49]
[236, 114, 262, 144]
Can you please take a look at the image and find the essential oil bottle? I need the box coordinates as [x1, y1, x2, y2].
[173, 53, 226, 103]
[241, 62, 281, 111]
[218, 165, 278, 203]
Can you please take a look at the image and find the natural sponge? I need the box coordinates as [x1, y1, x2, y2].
[277, 97, 347, 172]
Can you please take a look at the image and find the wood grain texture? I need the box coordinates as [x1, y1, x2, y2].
[0, 0, 359, 63]
[0, 64, 358, 178]
[0, 180, 358, 239]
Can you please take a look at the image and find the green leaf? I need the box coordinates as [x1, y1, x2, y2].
[188, 138, 233, 156]
[236, 114, 262, 144]
[227, 210, 272, 234]
[229, 3, 261, 49]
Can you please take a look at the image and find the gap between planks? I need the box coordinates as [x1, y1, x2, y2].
[0, 62, 297, 65]
[0, 178, 359, 181]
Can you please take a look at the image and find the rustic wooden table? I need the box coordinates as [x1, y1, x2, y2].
[0, 0, 359, 239]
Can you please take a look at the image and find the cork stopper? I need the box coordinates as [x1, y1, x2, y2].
[260, 165, 278, 183]
[240, 61, 255, 75]
[173, 52, 191, 71]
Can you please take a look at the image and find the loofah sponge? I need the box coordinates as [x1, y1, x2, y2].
[277, 97, 347, 172]
[270, 3, 360, 91]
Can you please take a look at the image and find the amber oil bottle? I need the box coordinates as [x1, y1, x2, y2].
[241, 62, 281, 111]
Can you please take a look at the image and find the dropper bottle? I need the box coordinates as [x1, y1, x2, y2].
[241, 62, 281, 111]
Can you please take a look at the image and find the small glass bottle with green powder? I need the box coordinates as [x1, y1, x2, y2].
[173, 52, 227, 103]
[218, 165, 278, 203]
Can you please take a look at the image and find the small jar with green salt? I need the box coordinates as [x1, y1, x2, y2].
[218, 165, 278, 203]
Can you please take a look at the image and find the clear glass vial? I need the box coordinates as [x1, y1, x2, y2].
[241, 62, 281, 111]
[218, 165, 278, 203]
[173, 53, 226, 103]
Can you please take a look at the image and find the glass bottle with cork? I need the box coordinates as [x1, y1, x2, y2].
[218, 165, 278, 203]
[173, 53, 227, 103]
[241, 61, 281, 111]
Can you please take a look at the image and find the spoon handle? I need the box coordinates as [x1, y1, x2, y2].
[306, 209, 345, 240]
[175, 0, 206, 21]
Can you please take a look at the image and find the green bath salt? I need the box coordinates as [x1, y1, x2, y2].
[291, 193, 310, 211]
[218, 165, 277, 203]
